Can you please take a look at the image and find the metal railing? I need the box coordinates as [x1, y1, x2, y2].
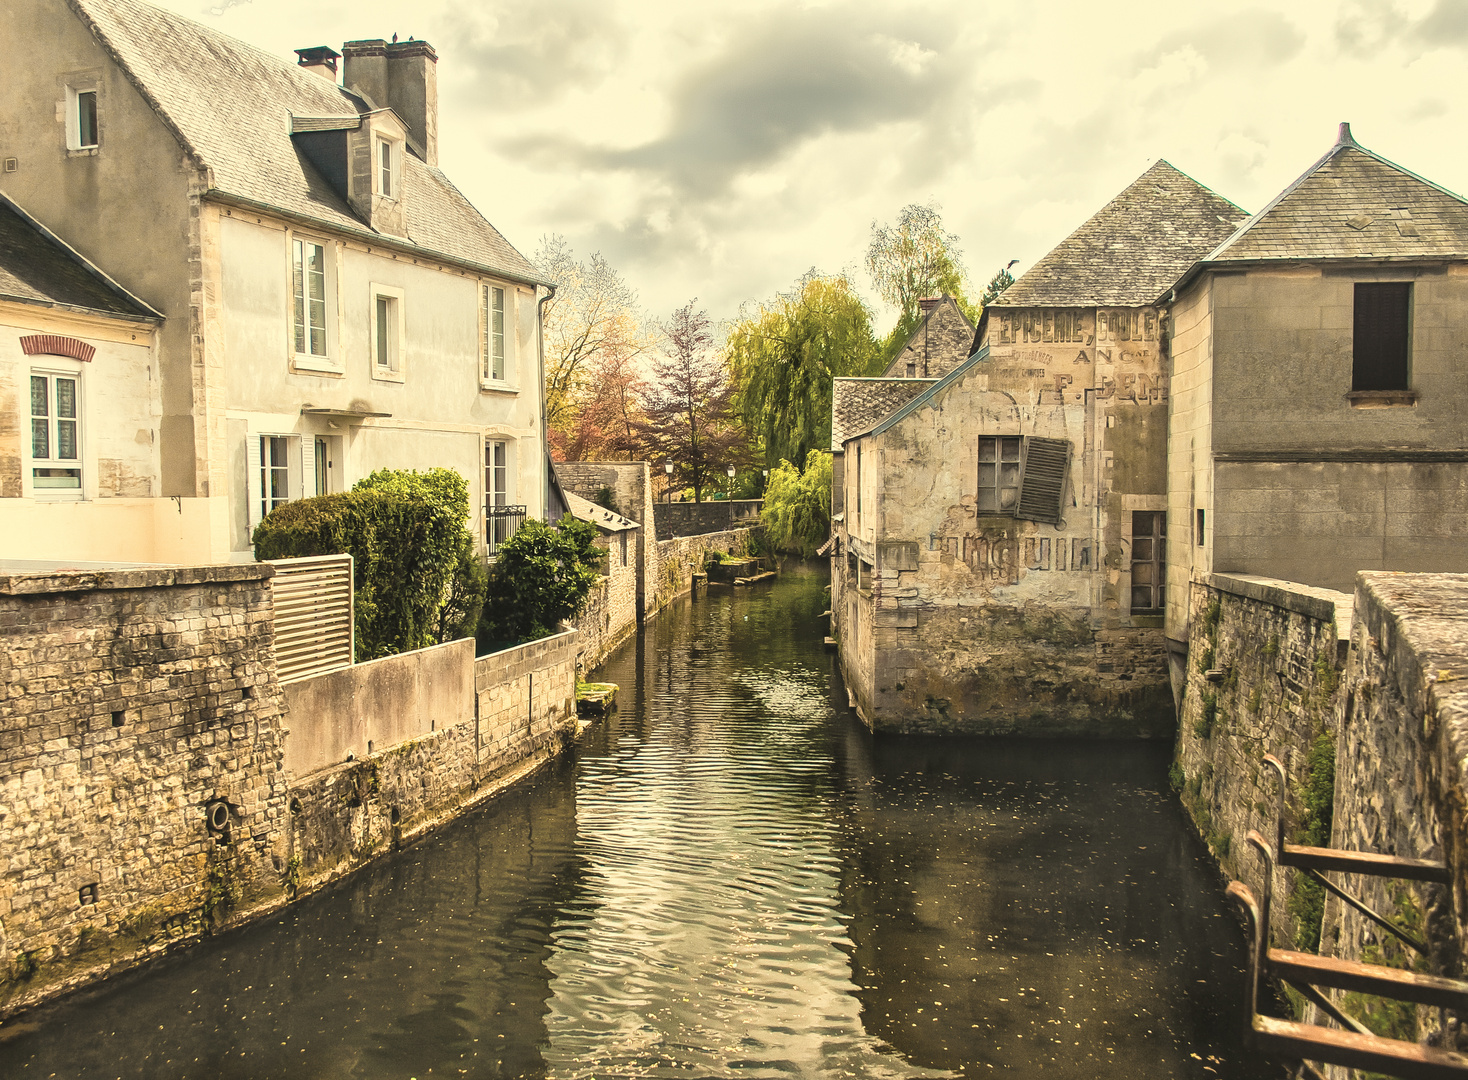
[486, 503, 527, 555]
[1226, 754, 1468, 1079]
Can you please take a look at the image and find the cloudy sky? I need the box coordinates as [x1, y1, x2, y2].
[166, 0, 1468, 333]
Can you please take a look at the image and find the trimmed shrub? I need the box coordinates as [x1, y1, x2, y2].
[478, 518, 603, 649]
[252, 467, 484, 660]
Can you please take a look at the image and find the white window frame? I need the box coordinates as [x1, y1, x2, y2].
[375, 136, 400, 200]
[287, 232, 342, 374]
[369, 282, 405, 382]
[65, 85, 99, 151]
[479, 282, 515, 388]
[246, 433, 307, 531]
[26, 366, 85, 500]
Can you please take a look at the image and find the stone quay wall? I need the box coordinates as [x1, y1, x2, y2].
[1319, 573, 1468, 1051]
[649, 529, 755, 616]
[572, 552, 639, 674]
[653, 500, 762, 541]
[1174, 573, 1352, 951]
[0, 565, 290, 1015]
[0, 561, 580, 1019]
[286, 629, 578, 892]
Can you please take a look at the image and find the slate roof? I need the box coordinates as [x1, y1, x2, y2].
[0, 192, 160, 319]
[1205, 124, 1468, 263]
[992, 160, 1247, 308]
[879, 296, 976, 379]
[563, 489, 639, 533]
[831, 377, 936, 450]
[69, 0, 542, 284]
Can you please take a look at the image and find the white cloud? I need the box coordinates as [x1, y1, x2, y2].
[151, 0, 1468, 325]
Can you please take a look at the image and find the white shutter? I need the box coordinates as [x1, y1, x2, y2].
[246, 434, 263, 532]
[296, 431, 311, 498]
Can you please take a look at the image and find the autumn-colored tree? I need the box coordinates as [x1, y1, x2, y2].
[551, 347, 646, 462]
[535, 234, 647, 439]
[636, 300, 746, 503]
[726, 271, 880, 472]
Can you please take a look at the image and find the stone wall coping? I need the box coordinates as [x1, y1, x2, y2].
[0, 563, 274, 595]
[474, 625, 577, 668]
[1209, 573, 1353, 639]
[343, 635, 472, 675]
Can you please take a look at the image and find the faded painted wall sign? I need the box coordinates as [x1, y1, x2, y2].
[994, 309, 1093, 345]
[1097, 308, 1158, 343]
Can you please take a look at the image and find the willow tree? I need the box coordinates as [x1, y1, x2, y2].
[726, 272, 880, 473]
[865, 204, 978, 359]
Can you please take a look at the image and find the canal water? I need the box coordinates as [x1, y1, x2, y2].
[0, 564, 1275, 1079]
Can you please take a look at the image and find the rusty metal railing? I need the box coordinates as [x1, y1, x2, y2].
[1225, 754, 1468, 1079]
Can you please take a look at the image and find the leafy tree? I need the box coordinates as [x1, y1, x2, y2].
[865, 204, 977, 361]
[551, 345, 646, 462]
[253, 467, 484, 660]
[726, 272, 881, 472]
[760, 450, 833, 558]
[536, 234, 648, 437]
[636, 300, 746, 502]
[478, 518, 603, 647]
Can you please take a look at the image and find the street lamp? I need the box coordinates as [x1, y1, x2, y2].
[664, 460, 673, 504]
[727, 464, 736, 497]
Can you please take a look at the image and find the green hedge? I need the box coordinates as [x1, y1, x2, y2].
[252, 468, 485, 661]
[478, 518, 602, 649]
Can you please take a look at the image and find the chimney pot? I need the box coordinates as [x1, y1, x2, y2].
[343, 38, 438, 166]
[295, 45, 340, 81]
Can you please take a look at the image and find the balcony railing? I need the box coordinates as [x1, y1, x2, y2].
[486, 503, 527, 555]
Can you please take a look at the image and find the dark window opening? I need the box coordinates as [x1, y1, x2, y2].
[1195, 508, 1205, 547]
[1130, 511, 1166, 613]
[1353, 282, 1411, 391]
[77, 91, 98, 148]
[111, 710, 125, 727]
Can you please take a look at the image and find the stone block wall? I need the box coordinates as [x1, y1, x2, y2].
[284, 628, 578, 892]
[571, 538, 639, 673]
[653, 500, 762, 541]
[1174, 573, 1350, 950]
[0, 565, 290, 1014]
[649, 528, 754, 615]
[1320, 572, 1468, 1050]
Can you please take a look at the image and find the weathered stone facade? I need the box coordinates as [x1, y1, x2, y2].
[1322, 572, 1468, 1051]
[879, 296, 974, 379]
[650, 529, 756, 615]
[831, 161, 1244, 736]
[0, 564, 290, 1013]
[1173, 574, 1350, 950]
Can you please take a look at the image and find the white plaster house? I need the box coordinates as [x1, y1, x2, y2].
[0, 0, 552, 564]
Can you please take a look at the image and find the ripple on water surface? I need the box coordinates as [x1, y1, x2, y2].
[0, 565, 1273, 1079]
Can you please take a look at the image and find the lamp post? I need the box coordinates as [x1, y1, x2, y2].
[762, 468, 768, 496]
[727, 464, 736, 497]
[664, 460, 673, 504]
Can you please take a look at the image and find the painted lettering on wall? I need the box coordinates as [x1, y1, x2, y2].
[995, 309, 1093, 345]
[1096, 308, 1158, 344]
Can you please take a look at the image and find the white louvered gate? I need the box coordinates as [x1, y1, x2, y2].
[268, 554, 354, 684]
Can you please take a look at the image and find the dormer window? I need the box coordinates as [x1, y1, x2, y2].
[376, 137, 399, 199]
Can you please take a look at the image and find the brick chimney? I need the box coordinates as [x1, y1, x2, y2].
[294, 46, 340, 81]
[343, 38, 438, 167]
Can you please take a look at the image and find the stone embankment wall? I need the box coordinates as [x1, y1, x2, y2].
[1174, 573, 1351, 951]
[0, 565, 290, 1015]
[653, 500, 762, 541]
[572, 552, 639, 673]
[649, 529, 754, 615]
[1320, 572, 1468, 1050]
[0, 563, 579, 1019]
[286, 629, 578, 890]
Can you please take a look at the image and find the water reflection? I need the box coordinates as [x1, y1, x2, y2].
[0, 564, 1274, 1079]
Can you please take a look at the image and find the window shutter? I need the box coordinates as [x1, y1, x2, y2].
[1015, 436, 1070, 525]
[246, 434, 263, 532]
[292, 435, 309, 502]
